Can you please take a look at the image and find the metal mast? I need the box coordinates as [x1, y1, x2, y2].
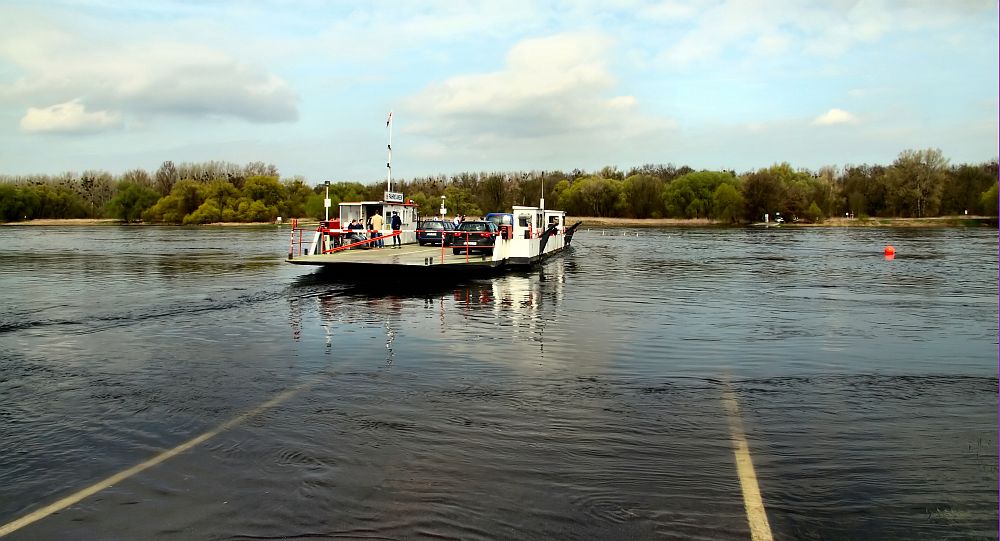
[386, 111, 392, 192]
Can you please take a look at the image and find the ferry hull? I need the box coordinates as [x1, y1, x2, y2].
[286, 243, 573, 277]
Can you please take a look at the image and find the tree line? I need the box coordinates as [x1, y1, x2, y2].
[0, 149, 996, 224]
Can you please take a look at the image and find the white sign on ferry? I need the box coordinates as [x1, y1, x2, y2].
[384, 191, 404, 203]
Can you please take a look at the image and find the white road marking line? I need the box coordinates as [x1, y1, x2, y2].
[0, 383, 311, 538]
[722, 386, 775, 541]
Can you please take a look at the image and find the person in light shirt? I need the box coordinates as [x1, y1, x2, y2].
[369, 212, 384, 248]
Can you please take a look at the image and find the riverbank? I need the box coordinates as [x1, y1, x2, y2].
[4, 216, 996, 227]
[1, 218, 123, 226]
[578, 216, 997, 227]
[0, 219, 280, 227]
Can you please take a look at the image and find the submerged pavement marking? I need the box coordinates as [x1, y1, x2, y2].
[0, 382, 312, 538]
[721, 386, 774, 541]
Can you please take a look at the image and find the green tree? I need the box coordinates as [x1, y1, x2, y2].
[941, 161, 998, 215]
[711, 182, 744, 223]
[107, 182, 160, 223]
[304, 194, 327, 220]
[243, 175, 285, 206]
[550, 179, 571, 211]
[980, 181, 998, 216]
[840, 164, 888, 217]
[30, 184, 89, 219]
[803, 201, 824, 223]
[560, 175, 622, 216]
[236, 199, 274, 222]
[280, 177, 314, 218]
[622, 174, 664, 218]
[740, 163, 812, 221]
[885, 148, 949, 217]
[480, 173, 507, 212]
[183, 200, 222, 224]
[204, 179, 241, 221]
[143, 180, 204, 223]
[408, 191, 437, 217]
[0, 184, 40, 221]
[664, 171, 737, 219]
[442, 185, 481, 217]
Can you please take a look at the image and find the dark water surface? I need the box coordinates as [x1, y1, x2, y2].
[1, 225, 996, 540]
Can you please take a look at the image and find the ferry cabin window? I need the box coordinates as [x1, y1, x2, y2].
[518, 214, 531, 227]
[536, 214, 543, 229]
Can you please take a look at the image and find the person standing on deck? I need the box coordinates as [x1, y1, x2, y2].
[347, 219, 366, 245]
[370, 212, 384, 248]
[391, 211, 402, 247]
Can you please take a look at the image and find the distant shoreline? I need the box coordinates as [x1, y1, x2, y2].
[3, 216, 996, 227]
[0, 219, 279, 227]
[577, 216, 997, 228]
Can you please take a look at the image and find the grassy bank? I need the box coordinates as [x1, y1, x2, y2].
[3, 216, 996, 228]
[1, 219, 283, 227]
[577, 216, 998, 228]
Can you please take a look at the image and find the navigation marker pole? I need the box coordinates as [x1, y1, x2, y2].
[386, 111, 393, 192]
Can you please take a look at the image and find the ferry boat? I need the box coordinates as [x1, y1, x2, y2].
[286, 202, 581, 276]
[285, 113, 580, 276]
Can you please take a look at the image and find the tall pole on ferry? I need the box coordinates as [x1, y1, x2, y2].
[324, 180, 330, 222]
[386, 111, 393, 193]
[540, 172, 545, 210]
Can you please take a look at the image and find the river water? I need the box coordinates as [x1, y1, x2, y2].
[0, 225, 996, 540]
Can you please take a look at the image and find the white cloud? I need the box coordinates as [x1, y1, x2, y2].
[404, 32, 669, 145]
[813, 108, 859, 126]
[20, 99, 122, 134]
[111, 44, 299, 123]
[638, 0, 704, 21]
[0, 22, 298, 127]
[752, 32, 791, 55]
[659, 0, 996, 65]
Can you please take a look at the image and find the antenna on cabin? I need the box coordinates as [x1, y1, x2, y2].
[386, 111, 393, 192]
[539, 172, 545, 210]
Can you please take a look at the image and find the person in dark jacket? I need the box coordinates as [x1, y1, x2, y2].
[390, 212, 402, 247]
[347, 219, 367, 246]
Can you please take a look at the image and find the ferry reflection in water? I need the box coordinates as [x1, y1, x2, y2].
[289, 262, 567, 365]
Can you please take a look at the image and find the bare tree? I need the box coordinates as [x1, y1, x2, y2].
[121, 168, 153, 188]
[155, 161, 179, 196]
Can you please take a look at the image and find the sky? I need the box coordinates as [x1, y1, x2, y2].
[1, 0, 997, 185]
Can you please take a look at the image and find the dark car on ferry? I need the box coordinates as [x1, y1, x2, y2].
[447, 220, 499, 255]
[416, 219, 455, 245]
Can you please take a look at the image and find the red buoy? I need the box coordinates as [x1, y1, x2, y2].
[884, 245, 895, 256]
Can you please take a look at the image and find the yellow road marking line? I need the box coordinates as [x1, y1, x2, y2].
[0, 382, 311, 538]
[722, 386, 775, 541]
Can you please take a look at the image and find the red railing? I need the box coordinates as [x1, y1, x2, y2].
[287, 219, 355, 257]
[288, 218, 314, 258]
[327, 231, 398, 253]
[289, 223, 522, 263]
